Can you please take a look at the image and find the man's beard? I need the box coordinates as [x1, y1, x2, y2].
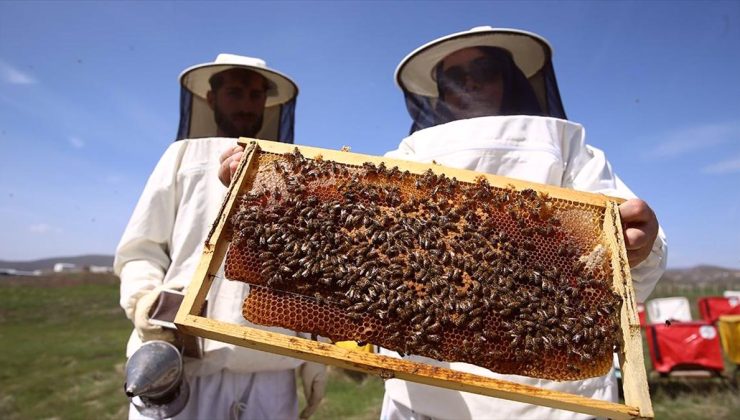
[213, 106, 264, 138]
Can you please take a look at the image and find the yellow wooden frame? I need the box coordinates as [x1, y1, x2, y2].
[175, 138, 653, 419]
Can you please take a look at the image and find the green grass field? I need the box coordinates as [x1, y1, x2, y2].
[0, 274, 384, 420]
[0, 274, 737, 419]
[0, 276, 131, 419]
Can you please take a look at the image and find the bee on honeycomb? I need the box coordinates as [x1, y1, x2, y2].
[225, 148, 621, 381]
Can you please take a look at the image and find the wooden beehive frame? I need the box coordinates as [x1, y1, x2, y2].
[175, 138, 653, 419]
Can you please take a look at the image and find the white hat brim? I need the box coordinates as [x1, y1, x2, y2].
[396, 27, 553, 98]
[179, 62, 298, 107]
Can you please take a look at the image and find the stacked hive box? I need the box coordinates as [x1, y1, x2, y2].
[224, 147, 622, 381]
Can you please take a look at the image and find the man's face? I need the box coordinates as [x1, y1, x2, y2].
[207, 69, 268, 137]
[438, 47, 504, 120]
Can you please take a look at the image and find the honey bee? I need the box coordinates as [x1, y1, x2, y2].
[553, 335, 566, 348]
[346, 312, 363, 322]
[453, 313, 469, 328]
[467, 317, 483, 330]
[426, 334, 441, 344]
[348, 301, 370, 312]
[578, 351, 592, 362]
[427, 322, 442, 334]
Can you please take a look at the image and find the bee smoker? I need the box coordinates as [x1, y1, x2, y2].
[124, 340, 190, 419]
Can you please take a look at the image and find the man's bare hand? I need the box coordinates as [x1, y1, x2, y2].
[619, 199, 659, 267]
[218, 145, 245, 187]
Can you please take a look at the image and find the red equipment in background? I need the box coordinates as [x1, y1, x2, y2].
[646, 297, 692, 324]
[637, 303, 647, 328]
[698, 296, 740, 324]
[646, 321, 725, 375]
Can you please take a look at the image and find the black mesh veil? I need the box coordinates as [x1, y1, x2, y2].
[396, 28, 567, 134]
[176, 88, 296, 143]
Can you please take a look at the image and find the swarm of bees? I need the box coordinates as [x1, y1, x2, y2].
[225, 148, 622, 381]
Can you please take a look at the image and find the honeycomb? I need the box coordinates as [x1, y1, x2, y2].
[224, 147, 622, 381]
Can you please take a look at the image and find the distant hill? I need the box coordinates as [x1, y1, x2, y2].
[662, 265, 740, 285]
[1, 254, 739, 286]
[0, 254, 114, 271]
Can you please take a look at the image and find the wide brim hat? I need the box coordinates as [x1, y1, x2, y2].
[179, 53, 298, 106]
[396, 26, 553, 98]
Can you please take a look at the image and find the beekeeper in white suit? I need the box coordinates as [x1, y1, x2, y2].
[377, 26, 667, 420]
[115, 53, 327, 420]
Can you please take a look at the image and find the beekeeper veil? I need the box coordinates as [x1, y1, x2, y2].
[396, 26, 567, 133]
[177, 54, 298, 143]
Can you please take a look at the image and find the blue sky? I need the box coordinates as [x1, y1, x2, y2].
[1, 1, 738, 269]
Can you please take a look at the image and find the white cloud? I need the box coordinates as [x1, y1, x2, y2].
[29, 223, 62, 235]
[703, 156, 740, 174]
[105, 174, 124, 184]
[646, 122, 740, 159]
[0, 60, 37, 85]
[29, 223, 51, 234]
[69, 136, 85, 148]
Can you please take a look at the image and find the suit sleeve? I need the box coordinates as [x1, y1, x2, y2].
[562, 129, 667, 303]
[115, 142, 184, 320]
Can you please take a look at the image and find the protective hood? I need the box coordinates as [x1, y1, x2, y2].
[176, 54, 298, 143]
[396, 26, 567, 133]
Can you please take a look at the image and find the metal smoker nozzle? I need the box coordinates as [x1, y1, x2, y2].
[124, 340, 189, 419]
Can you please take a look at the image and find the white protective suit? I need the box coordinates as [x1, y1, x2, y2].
[379, 115, 667, 420]
[116, 137, 305, 419]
